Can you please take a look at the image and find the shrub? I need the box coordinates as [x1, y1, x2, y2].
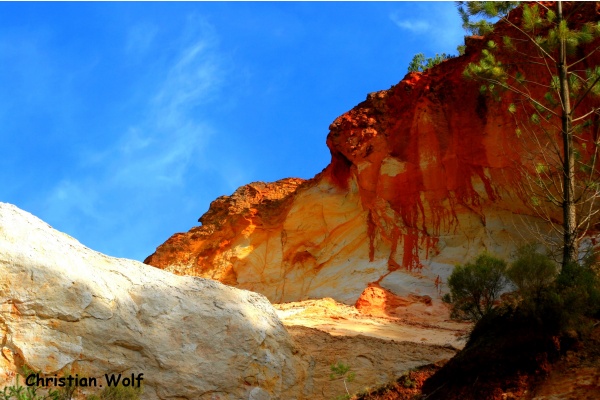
[506, 244, 558, 304]
[329, 362, 355, 400]
[554, 253, 600, 328]
[441, 293, 452, 304]
[447, 253, 510, 321]
[402, 377, 416, 389]
[85, 383, 142, 400]
[507, 247, 600, 334]
[425, 248, 600, 399]
[422, 304, 565, 400]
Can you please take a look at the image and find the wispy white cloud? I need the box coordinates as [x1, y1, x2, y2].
[111, 120, 214, 188]
[41, 15, 232, 259]
[101, 16, 224, 189]
[389, 5, 464, 52]
[390, 16, 431, 34]
[152, 37, 221, 129]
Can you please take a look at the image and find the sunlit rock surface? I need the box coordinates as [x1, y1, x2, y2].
[0, 203, 310, 399]
[145, 64, 543, 305]
[146, 4, 600, 306]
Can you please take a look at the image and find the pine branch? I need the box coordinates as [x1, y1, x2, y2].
[567, 46, 600, 69]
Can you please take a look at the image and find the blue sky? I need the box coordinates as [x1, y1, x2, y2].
[0, 2, 464, 261]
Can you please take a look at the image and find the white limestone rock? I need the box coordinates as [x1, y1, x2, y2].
[0, 203, 309, 399]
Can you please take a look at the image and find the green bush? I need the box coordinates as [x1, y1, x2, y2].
[85, 383, 142, 400]
[508, 248, 600, 334]
[441, 292, 452, 304]
[507, 244, 558, 304]
[447, 253, 510, 321]
[426, 247, 600, 399]
[554, 254, 600, 327]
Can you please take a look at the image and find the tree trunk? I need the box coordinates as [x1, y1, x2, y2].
[558, 1, 578, 267]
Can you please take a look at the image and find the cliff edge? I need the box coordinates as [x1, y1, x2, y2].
[145, 3, 600, 307]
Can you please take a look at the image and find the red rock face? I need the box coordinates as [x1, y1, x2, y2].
[145, 3, 600, 305]
[144, 178, 305, 286]
[354, 283, 433, 318]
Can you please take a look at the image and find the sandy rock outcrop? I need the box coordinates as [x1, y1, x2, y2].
[355, 283, 434, 318]
[0, 203, 309, 399]
[146, 4, 600, 307]
[274, 297, 468, 349]
[286, 325, 457, 400]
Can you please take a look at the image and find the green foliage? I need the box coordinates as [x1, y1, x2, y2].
[331, 395, 350, 400]
[85, 384, 142, 400]
[461, 2, 600, 268]
[55, 373, 76, 400]
[0, 367, 64, 400]
[0, 368, 141, 400]
[430, 247, 600, 399]
[447, 253, 510, 321]
[329, 362, 355, 400]
[0, 374, 51, 400]
[441, 292, 452, 304]
[507, 244, 558, 304]
[407, 53, 426, 73]
[515, 127, 522, 137]
[408, 53, 425, 72]
[502, 35, 514, 50]
[456, 1, 518, 35]
[503, 249, 600, 335]
[534, 162, 547, 174]
[555, 253, 600, 322]
[463, 2, 600, 102]
[330, 362, 355, 382]
[402, 377, 416, 389]
[407, 52, 452, 73]
[452, 247, 600, 333]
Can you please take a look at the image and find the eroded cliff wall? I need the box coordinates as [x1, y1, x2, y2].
[145, 4, 600, 305]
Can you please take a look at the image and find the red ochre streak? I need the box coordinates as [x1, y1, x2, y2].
[145, 7, 600, 298]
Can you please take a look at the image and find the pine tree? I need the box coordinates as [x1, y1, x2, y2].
[407, 52, 453, 73]
[460, 1, 600, 268]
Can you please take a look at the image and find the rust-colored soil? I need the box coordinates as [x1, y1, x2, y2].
[524, 325, 600, 400]
[346, 325, 600, 400]
[353, 364, 440, 400]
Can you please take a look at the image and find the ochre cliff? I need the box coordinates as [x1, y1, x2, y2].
[145, 3, 600, 305]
